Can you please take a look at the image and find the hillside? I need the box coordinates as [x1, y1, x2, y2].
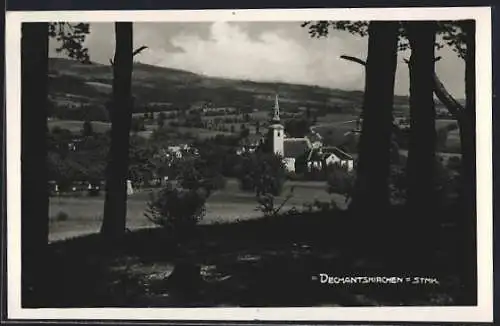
[48, 57, 454, 120]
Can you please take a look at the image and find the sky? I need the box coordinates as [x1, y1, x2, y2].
[49, 21, 466, 98]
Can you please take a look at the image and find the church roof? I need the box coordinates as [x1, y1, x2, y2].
[284, 138, 311, 158]
[322, 146, 353, 160]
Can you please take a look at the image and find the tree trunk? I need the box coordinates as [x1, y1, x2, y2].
[165, 226, 203, 302]
[350, 21, 399, 218]
[21, 23, 50, 297]
[101, 23, 134, 241]
[459, 19, 477, 304]
[405, 22, 438, 217]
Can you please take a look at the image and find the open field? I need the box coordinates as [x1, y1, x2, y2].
[49, 178, 345, 243]
[48, 119, 111, 133]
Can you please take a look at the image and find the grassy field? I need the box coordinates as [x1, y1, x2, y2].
[49, 178, 344, 242]
[48, 119, 111, 133]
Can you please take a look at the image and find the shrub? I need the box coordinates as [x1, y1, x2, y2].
[56, 211, 69, 221]
[235, 151, 286, 196]
[326, 163, 355, 197]
[256, 186, 294, 218]
[172, 156, 226, 195]
[145, 184, 207, 232]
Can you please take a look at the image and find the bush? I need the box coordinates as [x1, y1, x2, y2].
[210, 173, 227, 191]
[235, 151, 286, 196]
[172, 156, 226, 195]
[56, 211, 69, 221]
[145, 184, 207, 232]
[326, 163, 355, 197]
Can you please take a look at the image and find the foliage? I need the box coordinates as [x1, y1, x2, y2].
[239, 126, 250, 138]
[235, 152, 287, 196]
[171, 157, 225, 195]
[301, 20, 469, 58]
[325, 163, 356, 199]
[284, 118, 311, 138]
[256, 186, 295, 218]
[145, 184, 207, 232]
[302, 198, 340, 213]
[436, 122, 459, 152]
[49, 23, 91, 63]
[131, 117, 146, 132]
[82, 120, 93, 137]
[157, 111, 166, 128]
[128, 136, 157, 185]
[55, 211, 69, 221]
[387, 156, 462, 206]
[48, 102, 110, 122]
[47, 129, 108, 189]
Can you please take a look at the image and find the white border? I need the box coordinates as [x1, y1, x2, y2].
[5, 7, 493, 323]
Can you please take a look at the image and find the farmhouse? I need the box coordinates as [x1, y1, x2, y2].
[316, 146, 354, 171]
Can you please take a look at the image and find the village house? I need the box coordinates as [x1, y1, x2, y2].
[307, 146, 354, 172]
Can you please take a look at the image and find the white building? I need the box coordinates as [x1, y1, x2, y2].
[269, 95, 313, 173]
[306, 146, 354, 172]
[240, 94, 354, 174]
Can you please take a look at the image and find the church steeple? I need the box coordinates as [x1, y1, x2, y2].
[271, 94, 280, 123]
[268, 93, 284, 156]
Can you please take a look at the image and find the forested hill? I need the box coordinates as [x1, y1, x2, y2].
[48, 57, 452, 119]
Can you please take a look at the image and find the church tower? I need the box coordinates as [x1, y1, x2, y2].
[268, 94, 285, 156]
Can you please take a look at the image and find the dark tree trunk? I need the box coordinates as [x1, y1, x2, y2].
[21, 23, 50, 297]
[164, 226, 203, 302]
[405, 22, 438, 217]
[101, 23, 134, 241]
[459, 19, 477, 304]
[350, 21, 399, 218]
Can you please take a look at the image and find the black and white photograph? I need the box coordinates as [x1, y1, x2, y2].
[5, 7, 493, 323]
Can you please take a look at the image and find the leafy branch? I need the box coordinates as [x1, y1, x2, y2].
[49, 22, 91, 63]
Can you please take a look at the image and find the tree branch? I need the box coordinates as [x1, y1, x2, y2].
[432, 73, 465, 118]
[133, 45, 148, 57]
[109, 45, 147, 66]
[401, 58, 464, 119]
[341, 53, 464, 121]
[340, 55, 366, 66]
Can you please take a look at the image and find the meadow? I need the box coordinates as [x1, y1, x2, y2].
[49, 178, 345, 243]
[48, 119, 111, 133]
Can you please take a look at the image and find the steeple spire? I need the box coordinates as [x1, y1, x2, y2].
[272, 94, 280, 123]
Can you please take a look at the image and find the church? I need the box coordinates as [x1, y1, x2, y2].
[266, 95, 353, 173]
[237, 94, 354, 173]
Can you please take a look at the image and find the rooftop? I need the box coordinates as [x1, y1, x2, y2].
[322, 146, 353, 160]
[283, 138, 312, 158]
